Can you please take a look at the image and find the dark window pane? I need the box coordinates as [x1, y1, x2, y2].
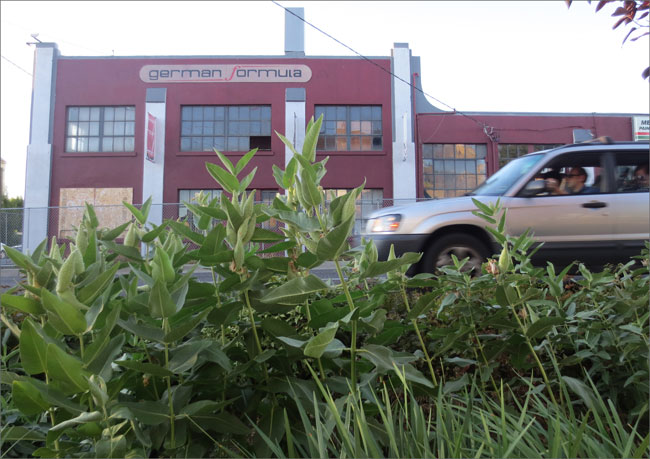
[250, 136, 271, 150]
[372, 137, 382, 150]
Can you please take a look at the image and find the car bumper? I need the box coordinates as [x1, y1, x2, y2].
[365, 233, 428, 261]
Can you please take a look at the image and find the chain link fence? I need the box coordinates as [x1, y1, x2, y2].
[1, 198, 432, 266]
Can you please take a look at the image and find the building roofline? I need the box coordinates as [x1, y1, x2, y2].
[57, 54, 391, 61]
[417, 110, 648, 117]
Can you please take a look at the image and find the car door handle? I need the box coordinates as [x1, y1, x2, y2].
[582, 201, 607, 209]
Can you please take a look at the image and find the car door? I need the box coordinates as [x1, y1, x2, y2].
[501, 150, 615, 268]
[605, 150, 650, 262]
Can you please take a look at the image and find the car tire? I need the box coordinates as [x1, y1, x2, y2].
[422, 233, 490, 274]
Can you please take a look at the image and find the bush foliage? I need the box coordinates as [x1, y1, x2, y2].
[1, 118, 648, 458]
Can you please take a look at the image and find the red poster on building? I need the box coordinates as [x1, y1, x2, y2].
[146, 112, 156, 162]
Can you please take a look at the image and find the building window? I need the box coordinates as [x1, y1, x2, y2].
[326, 188, 384, 235]
[498, 144, 529, 168]
[422, 144, 487, 199]
[180, 105, 272, 152]
[315, 106, 382, 151]
[66, 106, 136, 153]
[178, 189, 223, 219]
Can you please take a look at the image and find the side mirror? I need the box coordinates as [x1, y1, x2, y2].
[519, 179, 546, 197]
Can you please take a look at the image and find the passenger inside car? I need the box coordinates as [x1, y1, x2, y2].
[634, 163, 649, 189]
[545, 166, 598, 195]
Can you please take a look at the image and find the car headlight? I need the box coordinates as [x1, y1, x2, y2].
[369, 214, 402, 232]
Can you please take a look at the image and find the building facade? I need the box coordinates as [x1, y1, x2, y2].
[22, 8, 647, 253]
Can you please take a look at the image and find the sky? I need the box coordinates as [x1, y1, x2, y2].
[1, 0, 648, 199]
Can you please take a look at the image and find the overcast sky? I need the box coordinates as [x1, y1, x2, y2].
[1, 1, 648, 198]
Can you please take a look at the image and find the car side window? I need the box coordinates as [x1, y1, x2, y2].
[519, 152, 604, 197]
[614, 154, 649, 193]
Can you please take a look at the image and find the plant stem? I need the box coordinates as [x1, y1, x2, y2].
[163, 318, 176, 450]
[243, 287, 269, 382]
[400, 283, 438, 386]
[334, 259, 358, 395]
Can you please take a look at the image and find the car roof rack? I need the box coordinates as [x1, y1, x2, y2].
[579, 136, 614, 145]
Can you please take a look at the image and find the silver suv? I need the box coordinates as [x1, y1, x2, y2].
[364, 139, 649, 273]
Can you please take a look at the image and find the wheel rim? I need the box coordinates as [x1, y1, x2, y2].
[435, 245, 483, 272]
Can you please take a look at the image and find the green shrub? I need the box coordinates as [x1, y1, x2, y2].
[1, 118, 647, 458]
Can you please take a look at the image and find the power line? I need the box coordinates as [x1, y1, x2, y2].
[1, 55, 32, 77]
[271, 1, 498, 139]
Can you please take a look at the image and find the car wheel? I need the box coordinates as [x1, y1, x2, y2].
[422, 233, 489, 274]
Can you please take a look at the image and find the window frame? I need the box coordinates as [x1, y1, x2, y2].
[179, 105, 272, 153]
[65, 106, 136, 154]
[315, 105, 383, 153]
[422, 143, 488, 199]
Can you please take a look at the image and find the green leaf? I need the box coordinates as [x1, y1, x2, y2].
[13, 380, 50, 415]
[258, 240, 296, 254]
[140, 197, 152, 222]
[77, 264, 119, 306]
[168, 340, 211, 373]
[302, 114, 323, 162]
[122, 201, 145, 225]
[1, 294, 44, 315]
[251, 227, 285, 242]
[304, 324, 338, 358]
[84, 305, 121, 364]
[148, 279, 177, 319]
[41, 289, 87, 335]
[275, 132, 300, 159]
[100, 240, 143, 262]
[15, 375, 85, 414]
[2, 244, 39, 274]
[19, 318, 50, 375]
[471, 198, 493, 216]
[263, 208, 321, 231]
[562, 376, 600, 413]
[99, 221, 130, 241]
[284, 157, 298, 188]
[46, 343, 89, 394]
[361, 252, 422, 279]
[84, 202, 99, 228]
[241, 149, 261, 175]
[163, 310, 210, 343]
[1, 426, 46, 442]
[84, 334, 125, 377]
[95, 435, 126, 459]
[214, 149, 235, 174]
[50, 411, 103, 431]
[261, 317, 300, 338]
[167, 220, 206, 245]
[192, 412, 251, 435]
[316, 216, 354, 261]
[526, 316, 565, 339]
[272, 164, 286, 189]
[119, 401, 169, 425]
[206, 162, 239, 194]
[114, 360, 174, 377]
[238, 167, 257, 192]
[443, 374, 470, 394]
[406, 292, 437, 320]
[260, 275, 329, 305]
[141, 222, 168, 243]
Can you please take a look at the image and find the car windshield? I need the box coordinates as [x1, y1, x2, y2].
[470, 154, 545, 196]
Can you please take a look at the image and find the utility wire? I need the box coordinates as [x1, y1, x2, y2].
[272, 1, 498, 138]
[1, 55, 32, 77]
